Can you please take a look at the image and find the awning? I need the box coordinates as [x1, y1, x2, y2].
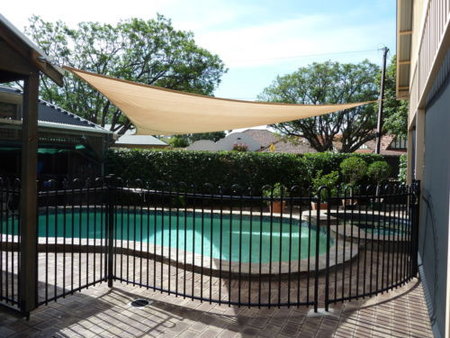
[65, 67, 375, 136]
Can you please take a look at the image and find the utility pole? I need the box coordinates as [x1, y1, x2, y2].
[375, 46, 389, 154]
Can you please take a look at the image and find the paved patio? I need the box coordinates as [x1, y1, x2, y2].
[0, 277, 433, 337]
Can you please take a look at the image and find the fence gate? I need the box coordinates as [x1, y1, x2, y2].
[0, 178, 420, 315]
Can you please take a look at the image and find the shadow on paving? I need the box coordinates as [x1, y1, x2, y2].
[0, 278, 432, 337]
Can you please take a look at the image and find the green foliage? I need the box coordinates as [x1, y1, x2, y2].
[258, 60, 380, 152]
[168, 135, 190, 148]
[367, 161, 392, 184]
[398, 154, 407, 182]
[312, 171, 340, 199]
[263, 183, 289, 198]
[26, 15, 227, 133]
[106, 149, 387, 193]
[190, 131, 226, 143]
[380, 55, 408, 137]
[340, 157, 368, 186]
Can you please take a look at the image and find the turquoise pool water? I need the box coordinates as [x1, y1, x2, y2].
[1, 210, 331, 264]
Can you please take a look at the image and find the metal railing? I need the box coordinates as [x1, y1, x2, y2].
[0, 177, 420, 314]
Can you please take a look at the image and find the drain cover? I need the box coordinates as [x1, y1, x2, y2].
[130, 299, 151, 307]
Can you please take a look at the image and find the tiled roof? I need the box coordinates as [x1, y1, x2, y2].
[0, 86, 109, 132]
[260, 139, 316, 154]
[355, 135, 406, 156]
[241, 129, 279, 148]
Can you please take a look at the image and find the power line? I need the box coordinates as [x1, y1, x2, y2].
[233, 48, 380, 63]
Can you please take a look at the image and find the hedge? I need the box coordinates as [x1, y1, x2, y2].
[105, 149, 386, 191]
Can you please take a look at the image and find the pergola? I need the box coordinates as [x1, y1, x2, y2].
[0, 14, 64, 313]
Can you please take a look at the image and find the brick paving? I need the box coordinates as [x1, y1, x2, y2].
[0, 276, 433, 337]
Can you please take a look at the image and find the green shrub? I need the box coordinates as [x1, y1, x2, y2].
[312, 171, 340, 199]
[262, 182, 289, 198]
[398, 154, 407, 182]
[340, 157, 368, 186]
[105, 149, 387, 193]
[367, 161, 391, 184]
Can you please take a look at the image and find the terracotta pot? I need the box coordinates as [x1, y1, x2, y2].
[341, 199, 357, 207]
[311, 202, 328, 210]
[270, 201, 286, 213]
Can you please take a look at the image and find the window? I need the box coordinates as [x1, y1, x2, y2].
[0, 102, 18, 119]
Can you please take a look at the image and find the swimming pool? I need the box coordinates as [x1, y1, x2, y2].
[331, 213, 410, 237]
[1, 209, 331, 264]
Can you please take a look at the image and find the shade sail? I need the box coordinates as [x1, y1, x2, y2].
[65, 67, 375, 136]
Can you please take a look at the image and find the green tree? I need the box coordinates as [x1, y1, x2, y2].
[26, 15, 227, 134]
[189, 131, 225, 143]
[168, 135, 190, 148]
[258, 60, 380, 152]
[382, 55, 408, 137]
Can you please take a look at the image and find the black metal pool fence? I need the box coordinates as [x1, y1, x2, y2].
[0, 177, 420, 315]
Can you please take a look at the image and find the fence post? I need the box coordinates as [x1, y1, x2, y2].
[106, 175, 115, 288]
[324, 191, 331, 312]
[314, 187, 326, 312]
[411, 180, 420, 277]
[19, 73, 39, 317]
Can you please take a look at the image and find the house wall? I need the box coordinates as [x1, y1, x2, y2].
[418, 57, 450, 338]
[398, 1, 450, 335]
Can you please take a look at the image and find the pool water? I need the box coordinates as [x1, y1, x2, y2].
[1, 210, 331, 264]
[332, 213, 410, 236]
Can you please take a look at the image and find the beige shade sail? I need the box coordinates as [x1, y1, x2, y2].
[65, 67, 375, 136]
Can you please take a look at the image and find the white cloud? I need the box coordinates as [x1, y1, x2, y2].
[195, 13, 393, 68]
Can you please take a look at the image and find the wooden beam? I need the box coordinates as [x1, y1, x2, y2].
[399, 30, 413, 35]
[19, 72, 39, 315]
[0, 41, 35, 76]
[31, 50, 64, 87]
[0, 23, 63, 86]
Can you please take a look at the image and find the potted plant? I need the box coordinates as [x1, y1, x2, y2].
[263, 183, 288, 213]
[311, 171, 339, 210]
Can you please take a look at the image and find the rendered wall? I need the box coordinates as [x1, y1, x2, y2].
[419, 65, 450, 338]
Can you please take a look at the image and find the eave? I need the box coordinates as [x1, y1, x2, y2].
[396, 0, 413, 99]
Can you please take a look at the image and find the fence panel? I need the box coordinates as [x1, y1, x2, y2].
[112, 181, 318, 308]
[36, 179, 108, 305]
[325, 182, 420, 308]
[0, 178, 21, 310]
[0, 176, 421, 313]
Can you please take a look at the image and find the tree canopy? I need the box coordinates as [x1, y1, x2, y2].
[382, 55, 408, 137]
[258, 60, 381, 153]
[166, 131, 226, 148]
[27, 15, 227, 134]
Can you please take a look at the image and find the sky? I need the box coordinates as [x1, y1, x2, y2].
[2, 0, 396, 101]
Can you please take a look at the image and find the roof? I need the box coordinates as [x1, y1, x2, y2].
[0, 14, 64, 85]
[0, 86, 111, 135]
[241, 129, 279, 148]
[215, 132, 261, 151]
[115, 134, 168, 147]
[354, 134, 406, 156]
[186, 140, 218, 151]
[260, 139, 316, 154]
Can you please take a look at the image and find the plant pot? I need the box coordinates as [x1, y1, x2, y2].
[341, 198, 357, 207]
[270, 201, 286, 213]
[311, 202, 328, 211]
